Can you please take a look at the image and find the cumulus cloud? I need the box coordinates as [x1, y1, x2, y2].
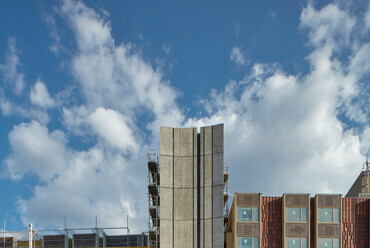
[88, 107, 139, 153]
[5, 121, 67, 182]
[60, 0, 183, 134]
[30, 80, 55, 108]
[186, 3, 369, 195]
[300, 4, 355, 49]
[230, 46, 246, 65]
[6, 121, 146, 231]
[0, 38, 25, 94]
[2, 0, 369, 234]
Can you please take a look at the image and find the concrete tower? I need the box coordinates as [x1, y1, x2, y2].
[159, 124, 224, 248]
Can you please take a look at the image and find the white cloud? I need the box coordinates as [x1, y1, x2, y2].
[88, 107, 139, 153]
[0, 38, 25, 94]
[186, 3, 369, 196]
[3, 0, 369, 234]
[5, 120, 146, 232]
[59, 0, 183, 134]
[5, 121, 67, 182]
[30, 79, 55, 108]
[300, 4, 355, 49]
[230, 46, 246, 65]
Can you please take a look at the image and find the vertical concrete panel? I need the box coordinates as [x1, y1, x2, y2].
[204, 219, 213, 248]
[160, 220, 173, 248]
[213, 217, 224, 248]
[160, 127, 173, 156]
[204, 155, 213, 187]
[160, 188, 173, 220]
[174, 128, 194, 156]
[212, 152, 224, 186]
[160, 156, 173, 188]
[174, 220, 193, 248]
[213, 185, 225, 218]
[205, 187, 213, 219]
[204, 126, 212, 155]
[174, 157, 193, 188]
[212, 124, 223, 154]
[174, 189, 193, 220]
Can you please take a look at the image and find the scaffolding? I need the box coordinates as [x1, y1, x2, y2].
[147, 150, 159, 248]
[0, 226, 148, 248]
[224, 163, 230, 226]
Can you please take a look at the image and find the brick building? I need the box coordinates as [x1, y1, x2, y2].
[225, 171, 370, 248]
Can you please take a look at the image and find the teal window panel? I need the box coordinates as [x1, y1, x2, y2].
[287, 208, 301, 222]
[287, 238, 300, 248]
[301, 208, 307, 222]
[319, 208, 333, 223]
[333, 208, 340, 223]
[252, 237, 258, 248]
[238, 207, 252, 221]
[238, 237, 252, 248]
[319, 238, 332, 248]
[301, 238, 307, 248]
[253, 207, 259, 222]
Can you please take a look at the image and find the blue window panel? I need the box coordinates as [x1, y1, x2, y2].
[252, 237, 259, 248]
[238, 237, 252, 248]
[253, 207, 259, 222]
[319, 238, 332, 248]
[333, 238, 340, 248]
[287, 238, 300, 248]
[301, 238, 307, 248]
[238, 207, 252, 221]
[319, 208, 333, 223]
[333, 208, 340, 223]
[287, 208, 301, 222]
[301, 208, 307, 222]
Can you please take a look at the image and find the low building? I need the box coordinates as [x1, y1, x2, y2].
[225, 169, 370, 248]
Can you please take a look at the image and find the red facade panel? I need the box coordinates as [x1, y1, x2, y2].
[342, 198, 369, 248]
[261, 197, 282, 248]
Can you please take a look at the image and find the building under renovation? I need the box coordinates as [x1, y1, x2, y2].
[224, 162, 370, 248]
[147, 124, 229, 248]
[0, 228, 149, 248]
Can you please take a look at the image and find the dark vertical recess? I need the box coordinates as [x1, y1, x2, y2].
[197, 133, 200, 248]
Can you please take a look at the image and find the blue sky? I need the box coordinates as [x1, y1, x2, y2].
[0, 0, 369, 233]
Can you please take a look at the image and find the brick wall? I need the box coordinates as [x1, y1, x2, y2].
[261, 197, 282, 248]
[342, 198, 369, 248]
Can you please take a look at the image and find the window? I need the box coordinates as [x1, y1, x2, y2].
[286, 208, 307, 222]
[238, 207, 259, 222]
[319, 238, 339, 248]
[319, 208, 340, 223]
[238, 237, 259, 248]
[287, 238, 307, 248]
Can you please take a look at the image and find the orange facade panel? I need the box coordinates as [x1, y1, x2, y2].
[261, 197, 282, 248]
[342, 198, 369, 248]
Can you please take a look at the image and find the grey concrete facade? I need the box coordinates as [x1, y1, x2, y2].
[160, 124, 224, 248]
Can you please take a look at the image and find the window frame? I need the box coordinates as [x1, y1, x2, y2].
[318, 208, 340, 223]
[286, 207, 308, 223]
[318, 237, 340, 248]
[238, 207, 259, 222]
[286, 237, 307, 248]
[237, 236, 259, 248]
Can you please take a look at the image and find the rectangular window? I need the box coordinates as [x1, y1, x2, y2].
[319, 238, 339, 248]
[319, 208, 340, 223]
[238, 207, 259, 222]
[238, 237, 258, 248]
[287, 237, 307, 248]
[286, 208, 307, 222]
